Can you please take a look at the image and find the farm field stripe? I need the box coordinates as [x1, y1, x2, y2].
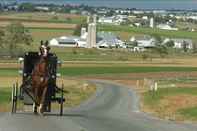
[98, 25, 197, 39]
[1, 66, 197, 76]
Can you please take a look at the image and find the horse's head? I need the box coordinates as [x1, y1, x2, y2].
[40, 40, 50, 57]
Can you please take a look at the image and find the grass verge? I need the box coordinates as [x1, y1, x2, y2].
[143, 87, 197, 106]
[0, 88, 11, 112]
[179, 107, 197, 121]
[143, 84, 197, 121]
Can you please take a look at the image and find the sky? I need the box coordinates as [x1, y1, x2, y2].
[2, 0, 197, 10]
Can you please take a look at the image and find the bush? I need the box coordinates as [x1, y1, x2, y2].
[0, 22, 33, 58]
[72, 48, 78, 54]
[117, 56, 128, 61]
[142, 53, 149, 61]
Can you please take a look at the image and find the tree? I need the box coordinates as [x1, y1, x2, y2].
[182, 41, 189, 52]
[154, 44, 168, 58]
[106, 10, 115, 17]
[165, 40, 175, 48]
[5, 22, 33, 57]
[19, 3, 35, 12]
[52, 15, 59, 21]
[0, 29, 5, 48]
[192, 41, 197, 53]
[73, 23, 87, 36]
[133, 40, 138, 47]
[154, 35, 162, 45]
[153, 35, 168, 57]
[66, 17, 72, 23]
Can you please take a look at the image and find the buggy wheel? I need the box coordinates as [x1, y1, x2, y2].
[60, 84, 64, 116]
[11, 83, 18, 114]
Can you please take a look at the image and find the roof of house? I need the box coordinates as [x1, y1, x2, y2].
[97, 32, 124, 46]
[54, 36, 83, 44]
[171, 38, 192, 44]
[130, 35, 155, 47]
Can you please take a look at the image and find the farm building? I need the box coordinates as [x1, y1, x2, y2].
[163, 38, 193, 49]
[49, 32, 125, 49]
[49, 36, 86, 48]
[97, 32, 126, 48]
[130, 36, 156, 48]
[98, 16, 126, 25]
[98, 17, 114, 24]
[50, 27, 88, 48]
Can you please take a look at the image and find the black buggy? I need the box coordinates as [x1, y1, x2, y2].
[11, 52, 65, 116]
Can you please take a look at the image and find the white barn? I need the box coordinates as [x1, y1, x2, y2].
[50, 36, 87, 48]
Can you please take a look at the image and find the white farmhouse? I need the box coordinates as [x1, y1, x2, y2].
[163, 38, 193, 49]
[98, 15, 127, 25]
[98, 17, 114, 24]
[35, 6, 49, 11]
[134, 23, 141, 27]
[130, 36, 156, 48]
[50, 36, 87, 48]
[142, 16, 148, 20]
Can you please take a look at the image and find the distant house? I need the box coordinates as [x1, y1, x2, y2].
[97, 10, 108, 15]
[35, 6, 49, 11]
[49, 30, 126, 49]
[7, 5, 18, 11]
[157, 24, 178, 31]
[163, 38, 193, 49]
[50, 27, 88, 48]
[132, 10, 144, 14]
[142, 16, 148, 20]
[97, 32, 126, 48]
[98, 16, 126, 25]
[50, 36, 86, 48]
[130, 36, 156, 48]
[98, 17, 114, 24]
[133, 47, 146, 52]
[128, 15, 137, 19]
[81, 11, 89, 15]
[186, 16, 197, 20]
[134, 23, 141, 27]
[153, 10, 167, 14]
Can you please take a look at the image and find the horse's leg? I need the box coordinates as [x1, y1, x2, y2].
[33, 87, 38, 114]
[39, 86, 47, 114]
[33, 103, 37, 114]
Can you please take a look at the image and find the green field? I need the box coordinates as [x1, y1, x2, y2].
[98, 24, 197, 40]
[0, 12, 86, 24]
[144, 87, 197, 105]
[47, 47, 197, 61]
[52, 48, 141, 61]
[1, 66, 197, 77]
[179, 107, 197, 120]
[29, 28, 74, 45]
[0, 88, 11, 104]
[143, 79, 197, 121]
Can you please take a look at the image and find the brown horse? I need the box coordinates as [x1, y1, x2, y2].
[32, 41, 50, 115]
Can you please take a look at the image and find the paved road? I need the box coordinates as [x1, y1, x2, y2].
[0, 80, 197, 131]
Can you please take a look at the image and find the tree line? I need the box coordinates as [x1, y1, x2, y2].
[0, 22, 33, 58]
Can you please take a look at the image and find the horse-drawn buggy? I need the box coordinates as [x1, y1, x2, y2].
[11, 41, 65, 116]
